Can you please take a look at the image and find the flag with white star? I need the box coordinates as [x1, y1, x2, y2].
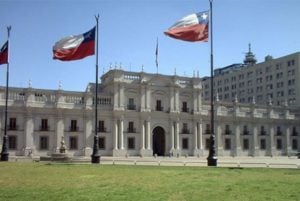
[164, 11, 209, 42]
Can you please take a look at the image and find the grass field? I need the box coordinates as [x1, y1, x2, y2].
[0, 162, 299, 201]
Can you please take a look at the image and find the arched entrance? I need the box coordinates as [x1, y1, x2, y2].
[152, 126, 165, 156]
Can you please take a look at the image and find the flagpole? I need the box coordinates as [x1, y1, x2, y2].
[91, 15, 100, 164]
[1, 26, 11, 161]
[156, 37, 158, 74]
[207, 0, 217, 166]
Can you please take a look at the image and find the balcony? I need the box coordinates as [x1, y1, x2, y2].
[127, 128, 136, 133]
[260, 131, 267, 136]
[224, 130, 232, 135]
[181, 129, 190, 134]
[98, 127, 107, 133]
[39, 126, 50, 131]
[69, 126, 79, 132]
[243, 130, 249, 135]
[127, 104, 136, 110]
[8, 125, 18, 131]
[181, 108, 190, 113]
[156, 106, 164, 112]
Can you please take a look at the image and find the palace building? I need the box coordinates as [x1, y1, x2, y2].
[0, 58, 300, 158]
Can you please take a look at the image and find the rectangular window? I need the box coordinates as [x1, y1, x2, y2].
[128, 137, 135, 149]
[128, 121, 135, 133]
[292, 127, 298, 136]
[260, 126, 266, 135]
[260, 139, 266, 150]
[156, 100, 163, 111]
[9, 118, 17, 130]
[40, 136, 49, 150]
[225, 125, 231, 135]
[182, 123, 189, 134]
[292, 139, 298, 150]
[182, 138, 189, 149]
[243, 139, 249, 150]
[41, 119, 49, 131]
[225, 139, 231, 150]
[127, 98, 136, 110]
[205, 124, 211, 134]
[69, 136, 78, 150]
[8, 136, 17, 150]
[276, 139, 282, 150]
[276, 126, 282, 136]
[98, 120, 106, 132]
[99, 137, 105, 149]
[182, 101, 189, 112]
[205, 138, 210, 150]
[70, 120, 78, 131]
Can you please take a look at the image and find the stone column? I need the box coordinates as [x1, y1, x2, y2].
[198, 122, 203, 150]
[113, 84, 119, 109]
[170, 121, 175, 151]
[146, 85, 151, 110]
[24, 114, 34, 156]
[269, 125, 275, 156]
[84, 116, 92, 156]
[140, 85, 145, 111]
[175, 88, 179, 112]
[285, 126, 291, 156]
[175, 121, 180, 150]
[140, 121, 145, 150]
[170, 87, 174, 112]
[193, 122, 198, 150]
[146, 120, 151, 150]
[216, 124, 223, 156]
[234, 124, 241, 156]
[252, 125, 258, 156]
[55, 116, 64, 154]
[113, 119, 118, 150]
[119, 84, 124, 110]
[119, 118, 124, 150]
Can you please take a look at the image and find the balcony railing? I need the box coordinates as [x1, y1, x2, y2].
[98, 127, 107, 132]
[181, 129, 190, 134]
[156, 106, 164, 111]
[181, 108, 190, 113]
[127, 104, 136, 110]
[224, 130, 232, 135]
[127, 128, 136, 133]
[8, 125, 18, 130]
[69, 126, 79, 132]
[39, 126, 50, 131]
[243, 130, 249, 135]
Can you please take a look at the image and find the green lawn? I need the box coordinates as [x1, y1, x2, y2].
[0, 162, 299, 201]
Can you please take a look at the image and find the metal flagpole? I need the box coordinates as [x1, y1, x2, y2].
[207, 0, 217, 166]
[1, 26, 11, 161]
[91, 15, 100, 164]
[156, 37, 158, 74]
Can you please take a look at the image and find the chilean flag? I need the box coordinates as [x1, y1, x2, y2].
[0, 41, 8, 65]
[53, 27, 95, 61]
[164, 11, 209, 42]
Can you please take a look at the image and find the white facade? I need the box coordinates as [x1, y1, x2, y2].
[0, 69, 299, 158]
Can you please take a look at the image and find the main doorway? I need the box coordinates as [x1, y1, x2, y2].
[152, 126, 165, 156]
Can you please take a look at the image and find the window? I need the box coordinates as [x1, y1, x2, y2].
[243, 139, 249, 150]
[182, 123, 189, 134]
[69, 136, 78, 150]
[182, 101, 189, 112]
[127, 137, 135, 149]
[292, 127, 298, 136]
[41, 119, 49, 131]
[205, 138, 210, 150]
[70, 120, 78, 131]
[225, 125, 231, 135]
[98, 120, 106, 132]
[225, 139, 231, 150]
[182, 138, 189, 149]
[99, 137, 105, 149]
[243, 125, 249, 135]
[276, 126, 282, 136]
[128, 121, 135, 133]
[8, 136, 17, 150]
[260, 139, 266, 150]
[40, 136, 49, 150]
[127, 98, 136, 110]
[276, 139, 282, 150]
[292, 139, 298, 150]
[205, 124, 211, 134]
[9, 118, 17, 130]
[156, 100, 163, 111]
[260, 126, 266, 135]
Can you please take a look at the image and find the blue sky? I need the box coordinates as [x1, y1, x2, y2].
[0, 0, 299, 91]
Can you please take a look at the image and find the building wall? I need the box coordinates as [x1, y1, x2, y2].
[0, 69, 300, 158]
